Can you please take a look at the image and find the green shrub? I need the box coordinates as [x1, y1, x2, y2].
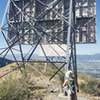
[79, 75, 100, 96]
[0, 63, 53, 100]
[0, 76, 30, 100]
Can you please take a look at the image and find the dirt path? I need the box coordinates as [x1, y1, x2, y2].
[43, 91, 100, 100]
[43, 93, 90, 100]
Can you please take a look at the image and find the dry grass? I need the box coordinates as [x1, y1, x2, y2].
[0, 63, 100, 100]
[0, 62, 61, 100]
[78, 73, 100, 98]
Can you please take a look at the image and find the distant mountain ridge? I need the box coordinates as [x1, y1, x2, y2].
[77, 53, 100, 61]
[0, 57, 12, 67]
[0, 53, 100, 67]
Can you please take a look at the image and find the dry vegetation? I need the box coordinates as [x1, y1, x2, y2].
[78, 73, 100, 100]
[0, 62, 100, 100]
[0, 63, 62, 100]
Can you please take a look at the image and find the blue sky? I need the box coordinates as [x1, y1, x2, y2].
[0, 0, 100, 55]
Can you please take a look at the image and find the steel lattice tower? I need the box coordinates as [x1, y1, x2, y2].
[0, 0, 96, 99]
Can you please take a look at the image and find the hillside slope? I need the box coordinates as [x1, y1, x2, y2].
[0, 62, 99, 100]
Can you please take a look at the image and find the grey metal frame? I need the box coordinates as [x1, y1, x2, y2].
[0, 0, 96, 99]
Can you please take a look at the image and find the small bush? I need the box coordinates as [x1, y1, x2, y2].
[79, 75, 100, 96]
[0, 76, 31, 100]
[0, 63, 54, 100]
